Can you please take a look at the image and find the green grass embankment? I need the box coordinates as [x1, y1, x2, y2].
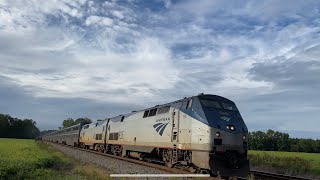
[0, 138, 108, 180]
[249, 150, 320, 178]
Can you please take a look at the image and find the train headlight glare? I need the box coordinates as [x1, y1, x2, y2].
[243, 135, 246, 140]
[215, 132, 220, 137]
[226, 125, 230, 129]
[230, 126, 235, 131]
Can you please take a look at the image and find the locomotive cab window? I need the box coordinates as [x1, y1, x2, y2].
[83, 125, 89, 129]
[182, 100, 189, 109]
[187, 99, 193, 109]
[157, 106, 170, 114]
[148, 108, 157, 117]
[201, 99, 221, 109]
[143, 110, 149, 118]
[222, 102, 238, 111]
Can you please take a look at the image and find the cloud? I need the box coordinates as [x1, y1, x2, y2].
[163, 0, 172, 8]
[110, 10, 124, 19]
[0, 26, 179, 104]
[250, 59, 320, 89]
[0, 0, 320, 138]
[0, 75, 140, 130]
[85, 15, 113, 26]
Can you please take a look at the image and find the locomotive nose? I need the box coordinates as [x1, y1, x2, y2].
[209, 150, 249, 178]
[226, 151, 239, 168]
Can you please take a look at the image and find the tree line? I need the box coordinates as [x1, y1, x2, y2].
[60, 117, 92, 129]
[40, 117, 93, 135]
[1, 112, 319, 153]
[0, 114, 40, 139]
[248, 129, 320, 153]
[0, 113, 94, 139]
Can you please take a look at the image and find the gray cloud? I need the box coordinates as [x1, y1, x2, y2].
[249, 44, 320, 90]
[0, 75, 143, 130]
[0, 0, 320, 139]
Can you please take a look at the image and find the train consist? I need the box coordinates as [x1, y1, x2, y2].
[42, 94, 249, 177]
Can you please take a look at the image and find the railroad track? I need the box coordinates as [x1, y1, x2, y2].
[46, 142, 217, 179]
[250, 170, 312, 180]
[46, 142, 312, 180]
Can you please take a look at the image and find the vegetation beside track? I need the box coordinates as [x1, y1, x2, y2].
[0, 138, 108, 180]
[249, 150, 320, 178]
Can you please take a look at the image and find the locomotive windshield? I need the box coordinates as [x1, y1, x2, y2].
[200, 99, 238, 111]
[200, 99, 221, 109]
[221, 102, 238, 111]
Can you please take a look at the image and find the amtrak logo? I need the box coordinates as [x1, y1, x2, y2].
[153, 122, 169, 136]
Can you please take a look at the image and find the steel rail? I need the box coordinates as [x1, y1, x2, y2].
[45, 142, 312, 180]
[45, 142, 218, 179]
[250, 170, 312, 180]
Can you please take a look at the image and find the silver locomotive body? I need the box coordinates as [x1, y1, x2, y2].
[44, 94, 249, 177]
[80, 94, 249, 176]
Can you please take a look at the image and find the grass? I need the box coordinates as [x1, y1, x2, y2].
[249, 150, 320, 178]
[0, 138, 109, 180]
[4, 138, 318, 179]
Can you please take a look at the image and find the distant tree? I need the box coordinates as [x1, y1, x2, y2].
[61, 117, 92, 129]
[249, 129, 319, 153]
[40, 130, 56, 136]
[0, 114, 10, 137]
[0, 114, 40, 139]
[75, 117, 92, 125]
[62, 118, 75, 128]
[265, 129, 276, 150]
[290, 138, 302, 152]
[316, 140, 320, 152]
[300, 139, 316, 153]
[248, 131, 267, 150]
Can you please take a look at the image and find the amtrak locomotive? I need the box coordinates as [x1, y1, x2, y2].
[42, 94, 249, 177]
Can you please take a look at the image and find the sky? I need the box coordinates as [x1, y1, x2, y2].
[0, 0, 319, 139]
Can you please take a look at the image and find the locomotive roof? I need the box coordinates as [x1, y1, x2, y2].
[42, 123, 82, 136]
[45, 94, 233, 133]
[106, 94, 233, 121]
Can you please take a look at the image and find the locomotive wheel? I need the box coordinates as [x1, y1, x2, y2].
[163, 149, 173, 168]
[118, 146, 123, 156]
[189, 166, 197, 173]
[166, 160, 173, 168]
[112, 145, 122, 156]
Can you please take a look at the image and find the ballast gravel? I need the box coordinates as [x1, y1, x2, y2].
[49, 143, 168, 175]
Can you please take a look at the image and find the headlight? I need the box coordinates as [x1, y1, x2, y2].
[226, 125, 235, 131]
[230, 126, 235, 131]
[215, 132, 220, 137]
[243, 135, 246, 140]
